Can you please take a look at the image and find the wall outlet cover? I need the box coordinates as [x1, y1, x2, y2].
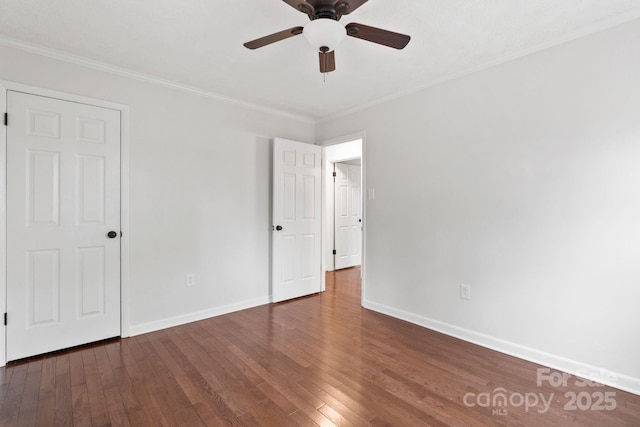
[460, 284, 471, 300]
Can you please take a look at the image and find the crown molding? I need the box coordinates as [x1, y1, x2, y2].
[0, 36, 315, 124]
[318, 14, 640, 124]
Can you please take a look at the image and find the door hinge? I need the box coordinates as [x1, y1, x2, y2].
[3, 113, 7, 126]
[3, 313, 6, 326]
[332, 171, 337, 177]
[332, 249, 336, 255]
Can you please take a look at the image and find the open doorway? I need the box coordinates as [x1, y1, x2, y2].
[321, 136, 364, 295]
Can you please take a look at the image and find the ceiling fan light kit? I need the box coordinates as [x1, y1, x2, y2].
[243, 0, 410, 73]
[303, 18, 346, 52]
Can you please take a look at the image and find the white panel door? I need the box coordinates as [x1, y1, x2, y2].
[6, 91, 121, 361]
[272, 138, 322, 302]
[334, 163, 362, 269]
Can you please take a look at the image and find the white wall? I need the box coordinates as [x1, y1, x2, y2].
[317, 19, 640, 394]
[0, 44, 315, 336]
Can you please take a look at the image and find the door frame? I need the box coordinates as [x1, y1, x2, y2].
[320, 132, 366, 300]
[0, 80, 131, 366]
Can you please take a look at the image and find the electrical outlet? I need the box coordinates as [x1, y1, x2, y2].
[186, 274, 195, 287]
[460, 284, 471, 300]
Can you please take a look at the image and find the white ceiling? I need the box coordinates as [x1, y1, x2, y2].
[1, 0, 640, 121]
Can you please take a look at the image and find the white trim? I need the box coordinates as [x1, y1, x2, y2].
[0, 80, 131, 364]
[317, 13, 640, 123]
[0, 36, 315, 124]
[119, 107, 131, 338]
[363, 298, 640, 396]
[1, 81, 131, 113]
[0, 86, 7, 366]
[320, 132, 367, 148]
[128, 296, 271, 337]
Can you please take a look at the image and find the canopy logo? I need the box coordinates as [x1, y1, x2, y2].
[463, 367, 618, 416]
[463, 387, 553, 415]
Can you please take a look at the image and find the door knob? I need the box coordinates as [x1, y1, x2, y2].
[107, 231, 118, 239]
[275, 225, 283, 231]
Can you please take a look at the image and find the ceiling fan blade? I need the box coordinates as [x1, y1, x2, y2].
[334, 0, 368, 15]
[345, 22, 410, 49]
[319, 50, 336, 73]
[243, 26, 304, 50]
[282, 0, 315, 17]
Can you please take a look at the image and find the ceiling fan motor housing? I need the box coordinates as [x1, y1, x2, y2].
[298, 0, 351, 20]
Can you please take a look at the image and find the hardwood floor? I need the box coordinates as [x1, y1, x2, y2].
[1, 266, 639, 426]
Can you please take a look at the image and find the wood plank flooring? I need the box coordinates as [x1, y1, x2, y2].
[1, 267, 639, 426]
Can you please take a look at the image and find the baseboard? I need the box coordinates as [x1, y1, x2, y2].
[128, 295, 271, 337]
[363, 298, 640, 396]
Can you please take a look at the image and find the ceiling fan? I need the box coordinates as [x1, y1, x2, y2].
[243, 0, 411, 73]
